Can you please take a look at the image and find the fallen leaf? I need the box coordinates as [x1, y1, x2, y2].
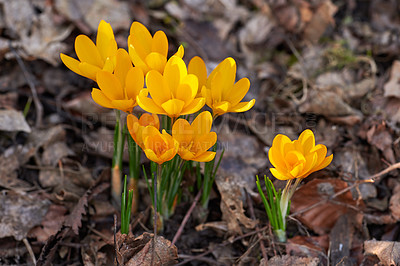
[116, 232, 178, 266]
[291, 178, 364, 235]
[364, 240, 400, 266]
[0, 191, 50, 241]
[2, 0, 72, 65]
[287, 235, 328, 263]
[216, 175, 258, 236]
[298, 89, 363, 123]
[0, 109, 31, 132]
[384, 60, 400, 98]
[388, 179, 400, 221]
[303, 0, 338, 43]
[366, 121, 395, 164]
[29, 204, 68, 242]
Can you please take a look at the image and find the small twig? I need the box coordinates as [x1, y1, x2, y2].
[246, 192, 267, 261]
[10, 43, 43, 127]
[171, 188, 203, 246]
[23, 238, 36, 265]
[114, 214, 119, 266]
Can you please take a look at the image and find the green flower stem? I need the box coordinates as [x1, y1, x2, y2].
[127, 133, 141, 213]
[201, 144, 224, 208]
[121, 175, 133, 234]
[112, 110, 125, 206]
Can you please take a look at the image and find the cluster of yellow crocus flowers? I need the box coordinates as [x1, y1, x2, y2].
[61, 20, 255, 165]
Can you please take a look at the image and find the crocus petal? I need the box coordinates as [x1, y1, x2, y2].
[111, 99, 135, 112]
[172, 119, 193, 145]
[75, 35, 103, 67]
[191, 111, 213, 136]
[60, 54, 84, 76]
[224, 77, 250, 106]
[96, 71, 124, 100]
[136, 89, 166, 114]
[213, 101, 231, 115]
[91, 88, 114, 109]
[229, 99, 255, 113]
[125, 67, 144, 99]
[313, 154, 333, 172]
[129, 45, 150, 74]
[129, 22, 152, 60]
[96, 20, 117, 61]
[180, 97, 205, 115]
[145, 52, 167, 74]
[146, 70, 171, 106]
[270, 168, 290, 180]
[174, 45, 184, 58]
[164, 56, 187, 93]
[191, 151, 216, 162]
[188, 56, 207, 93]
[152, 31, 168, 57]
[161, 99, 185, 117]
[176, 74, 198, 104]
[143, 148, 162, 164]
[102, 57, 115, 72]
[79, 62, 101, 81]
[114, 49, 133, 88]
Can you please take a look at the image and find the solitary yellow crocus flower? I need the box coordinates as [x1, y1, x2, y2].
[128, 21, 184, 75]
[136, 56, 205, 118]
[172, 111, 217, 162]
[142, 127, 178, 165]
[127, 113, 160, 149]
[92, 49, 144, 113]
[200, 57, 255, 117]
[60, 20, 117, 81]
[269, 129, 333, 180]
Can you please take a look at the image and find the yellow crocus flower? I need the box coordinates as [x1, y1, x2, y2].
[128, 21, 184, 75]
[136, 56, 205, 118]
[172, 111, 217, 162]
[60, 20, 117, 81]
[127, 113, 160, 149]
[91, 49, 144, 113]
[200, 57, 255, 117]
[269, 129, 333, 180]
[141, 127, 178, 165]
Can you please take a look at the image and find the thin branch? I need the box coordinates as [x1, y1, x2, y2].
[9, 43, 43, 127]
[171, 188, 202, 246]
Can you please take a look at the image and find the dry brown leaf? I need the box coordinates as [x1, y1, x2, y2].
[298, 89, 363, 124]
[116, 232, 178, 266]
[364, 240, 400, 266]
[384, 60, 400, 98]
[388, 179, 400, 221]
[366, 122, 395, 164]
[303, 0, 337, 43]
[29, 204, 67, 242]
[0, 109, 31, 132]
[0, 191, 50, 241]
[287, 235, 329, 260]
[55, 0, 131, 31]
[216, 175, 258, 236]
[291, 178, 364, 235]
[2, 0, 72, 65]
